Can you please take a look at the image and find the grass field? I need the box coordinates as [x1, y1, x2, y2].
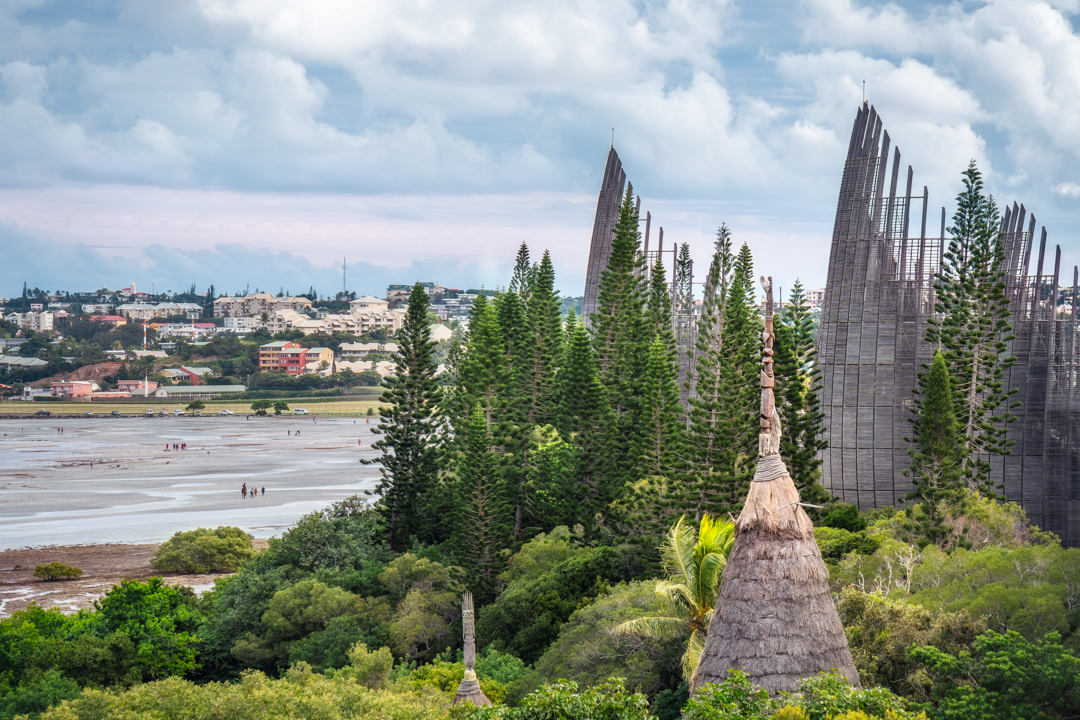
[0, 398, 384, 416]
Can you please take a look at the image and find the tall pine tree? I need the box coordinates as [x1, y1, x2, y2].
[683, 226, 735, 520]
[773, 279, 830, 504]
[454, 404, 509, 599]
[509, 243, 534, 299]
[364, 283, 442, 550]
[557, 314, 616, 539]
[591, 187, 649, 488]
[927, 161, 1017, 495]
[906, 351, 965, 544]
[522, 251, 564, 426]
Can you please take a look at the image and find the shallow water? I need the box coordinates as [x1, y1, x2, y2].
[0, 416, 383, 548]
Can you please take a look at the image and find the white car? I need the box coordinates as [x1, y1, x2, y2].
[144, 409, 154, 416]
[292, 408, 310, 415]
[219, 409, 235, 416]
[174, 409, 184, 416]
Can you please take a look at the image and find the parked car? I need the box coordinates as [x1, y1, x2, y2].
[84, 410, 93, 416]
[34, 409, 53, 417]
[219, 409, 235, 416]
[144, 409, 154, 416]
[293, 408, 310, 415]
[159, 409, 169, 416]
[194, 410, 203, 416]
[111, 410, 121, 416]
[174, 409, 184, 416]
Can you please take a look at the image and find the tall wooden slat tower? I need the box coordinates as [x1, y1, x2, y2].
[583, 147, 627, 328]
[819, 103, 1080, 544]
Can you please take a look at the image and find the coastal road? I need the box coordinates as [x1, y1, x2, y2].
[0, 417, 383, 549]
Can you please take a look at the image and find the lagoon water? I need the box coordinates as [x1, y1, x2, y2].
[0, 416, 383, 549]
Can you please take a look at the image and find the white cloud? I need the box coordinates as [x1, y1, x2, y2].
[1055, 182, 1080, 198]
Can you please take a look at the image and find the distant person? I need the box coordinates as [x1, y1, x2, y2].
[241, 483, 247, 498]
[261, 487, 265, 495]
[288, 430, 291, 436]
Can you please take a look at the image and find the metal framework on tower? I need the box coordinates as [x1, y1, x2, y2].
[818, 102, 1080, 544]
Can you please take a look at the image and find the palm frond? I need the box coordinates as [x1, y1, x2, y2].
[613, 615, 688, 639]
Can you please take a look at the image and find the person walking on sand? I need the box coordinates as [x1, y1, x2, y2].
[241, 483, 247, 498]
[261, 487, 265, 495]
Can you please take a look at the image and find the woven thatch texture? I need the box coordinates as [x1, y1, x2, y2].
[452, 679, 491, 707]
[692, 472, 861, 695]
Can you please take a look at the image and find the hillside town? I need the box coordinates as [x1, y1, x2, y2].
[0, 283, 475, 402]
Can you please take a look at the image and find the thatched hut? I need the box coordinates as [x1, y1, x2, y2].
[691, 277, 860, 695]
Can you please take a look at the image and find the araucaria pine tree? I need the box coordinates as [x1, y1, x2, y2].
[591, 186, 649, 487]
[364, 283, 442, 550]
[926, 161, 1017, 495]
[508, 242, 534, 299]
[683, 226, 735, 520]
[522, 251, 563, 426]
[672, 242, 696, 400]
[455, 404, 509, 599]
[774, 279, 830, 504]
[556, 312, 616, 539]
[906, 350, 965, 544]
[683, 230, 762, 519]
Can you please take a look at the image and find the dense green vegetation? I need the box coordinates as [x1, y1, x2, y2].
[4, 163, 1078, 719]
[150, 527, 256, 574]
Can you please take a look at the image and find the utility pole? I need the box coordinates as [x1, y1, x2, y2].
[343, 257, 347, 297]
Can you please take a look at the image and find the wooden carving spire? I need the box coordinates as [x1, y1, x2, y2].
[759, 275, 781, 457]
[452, 592, 491, 706]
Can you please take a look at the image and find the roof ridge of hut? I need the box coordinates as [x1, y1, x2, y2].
[691, 275, 860, 695]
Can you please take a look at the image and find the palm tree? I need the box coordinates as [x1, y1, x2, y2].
[614, 514, 734, 679]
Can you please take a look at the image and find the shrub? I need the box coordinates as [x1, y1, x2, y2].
[822, 504, 868, 532]
[340, 643, 394, 689]
[465, 678, 651, 720]
[33, 562, 83, 581]
[82, 577, 204, 681]
[34, 670, 452, 720]
[837, 587, 984, 700]
[501, 526, 587, 586]
[151, 526, 256, 574]
[910, 629, 1080, 720]
[0, 668, 81, 720]
[476, 546, 642, 665]
[683, 671, 923, 720]
[533, 580, 685, 698]
[813, 527, 881, 562]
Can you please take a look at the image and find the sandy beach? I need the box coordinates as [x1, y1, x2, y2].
[0, 416, 383, 549]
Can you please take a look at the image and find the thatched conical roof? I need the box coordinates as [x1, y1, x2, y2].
[691, 277, 860, 696]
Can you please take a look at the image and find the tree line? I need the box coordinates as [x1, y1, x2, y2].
[366, 188, 827, 598]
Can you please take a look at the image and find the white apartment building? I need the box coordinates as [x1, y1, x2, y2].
[349, 296, 390, 312]
[6, 312, 54, 332]
[212, 293, 313, 318]
[223, 317, 266, 332]
[267, 308, 405, 336]
[151, 323, 218, 340]
[115, 302, 202, 320]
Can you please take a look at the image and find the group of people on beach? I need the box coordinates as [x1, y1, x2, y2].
[240, 483, 264, 499]
[165, 443, 186, 450]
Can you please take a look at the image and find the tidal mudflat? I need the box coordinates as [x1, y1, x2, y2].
[0, 416, 383, 550]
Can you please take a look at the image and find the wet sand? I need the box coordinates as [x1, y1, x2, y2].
[0, 540, 270, 616]
[0, 417, 383, 549]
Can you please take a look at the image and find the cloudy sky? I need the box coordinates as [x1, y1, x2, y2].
[1, 0, 1078, 299]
